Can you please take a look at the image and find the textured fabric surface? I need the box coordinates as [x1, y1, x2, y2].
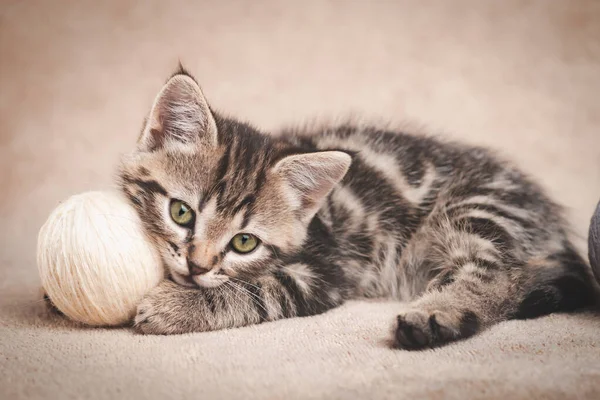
[1, 1, 600, 399]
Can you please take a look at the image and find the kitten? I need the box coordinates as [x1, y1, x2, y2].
[118, 68, 598, 349]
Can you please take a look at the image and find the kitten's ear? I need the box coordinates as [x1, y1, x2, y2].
[273, 151, 352, 222]
[138, 74, 217, 151]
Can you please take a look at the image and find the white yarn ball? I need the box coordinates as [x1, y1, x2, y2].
[37, 191, 164, 326]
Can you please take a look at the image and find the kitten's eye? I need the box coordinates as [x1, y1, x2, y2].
[230, 233, 260, 254]
[170, 200, 195, 227]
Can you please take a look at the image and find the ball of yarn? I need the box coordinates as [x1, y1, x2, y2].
[589, 200, 600, 283]
[37, 191, 163, 326]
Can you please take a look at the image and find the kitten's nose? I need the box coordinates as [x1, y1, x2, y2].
[188, 260, 210, 276]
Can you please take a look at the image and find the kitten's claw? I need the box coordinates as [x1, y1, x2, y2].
[394, 308, 480, 350]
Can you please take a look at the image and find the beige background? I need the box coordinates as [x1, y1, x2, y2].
[1, 1, 600, 399]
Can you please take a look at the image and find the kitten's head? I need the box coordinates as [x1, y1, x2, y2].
[119, 71, 351, 288]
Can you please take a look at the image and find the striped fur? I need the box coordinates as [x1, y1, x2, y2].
[119, 70, 598, 349]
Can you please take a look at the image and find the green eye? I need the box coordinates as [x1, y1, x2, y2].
[230, 233, 260, 254]
[170, 200, 194, 226]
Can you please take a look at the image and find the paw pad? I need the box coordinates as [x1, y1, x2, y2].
[394, 309, 480, 350]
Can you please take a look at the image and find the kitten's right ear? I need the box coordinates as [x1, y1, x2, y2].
[273, 151, 352, 223]
[138, 74, 217, 151]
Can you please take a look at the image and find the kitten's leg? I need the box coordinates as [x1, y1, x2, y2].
[394, 214, 595, 350]
[395, 265, 512, 350]
[134, 263, 344, 334]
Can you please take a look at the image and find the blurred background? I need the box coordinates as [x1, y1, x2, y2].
[1, 0, 600, 291]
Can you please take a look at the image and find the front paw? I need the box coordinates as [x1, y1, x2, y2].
[394, 308, 480, 350]
[134, 280, 196, 335]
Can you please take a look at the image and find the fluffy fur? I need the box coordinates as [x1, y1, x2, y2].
[118, 69, 598, 349]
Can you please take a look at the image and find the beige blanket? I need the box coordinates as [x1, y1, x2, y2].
[2, 1, 599, 399]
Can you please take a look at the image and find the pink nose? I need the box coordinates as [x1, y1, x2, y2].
[188, 261, 210, 276]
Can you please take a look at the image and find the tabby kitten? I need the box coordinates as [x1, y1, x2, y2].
[119, 69, 597, 349]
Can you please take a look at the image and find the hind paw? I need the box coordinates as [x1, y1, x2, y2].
[394, 307, 480, 350]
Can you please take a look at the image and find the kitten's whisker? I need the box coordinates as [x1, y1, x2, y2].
[222, 281, 242, 312]
[227, 281, 262, 309]
[235, 285, 269, 315]
[227, 281, 263, 316]
[227, 278, 273, 311]
[228, 277, 261, 291]
[214, 284, 227, 310]
[226, 281, 268, 315]
[224, 281, 250, 311]
[269, 245, 281, 262]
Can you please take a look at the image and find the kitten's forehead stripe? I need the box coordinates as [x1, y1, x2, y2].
[197, 197, 207, 213]
[213, 180, 228, 209]
[233, 195, 256, 216]
[215, 145, 231, 182]
[241, 208, 253, 230]
[122, 175, 168, 197]
[207, 130, 276, 218]
[124, 191, 142, 207]
[255, 168, 267, 191]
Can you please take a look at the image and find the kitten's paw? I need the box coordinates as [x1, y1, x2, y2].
[394, 308, 480, 350]
[134, 298, 165, 335]
[134, 280, 188, 335]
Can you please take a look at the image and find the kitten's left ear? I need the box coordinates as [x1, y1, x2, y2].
[138, 74, 217, 151]
[273, 151, 352, 222]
